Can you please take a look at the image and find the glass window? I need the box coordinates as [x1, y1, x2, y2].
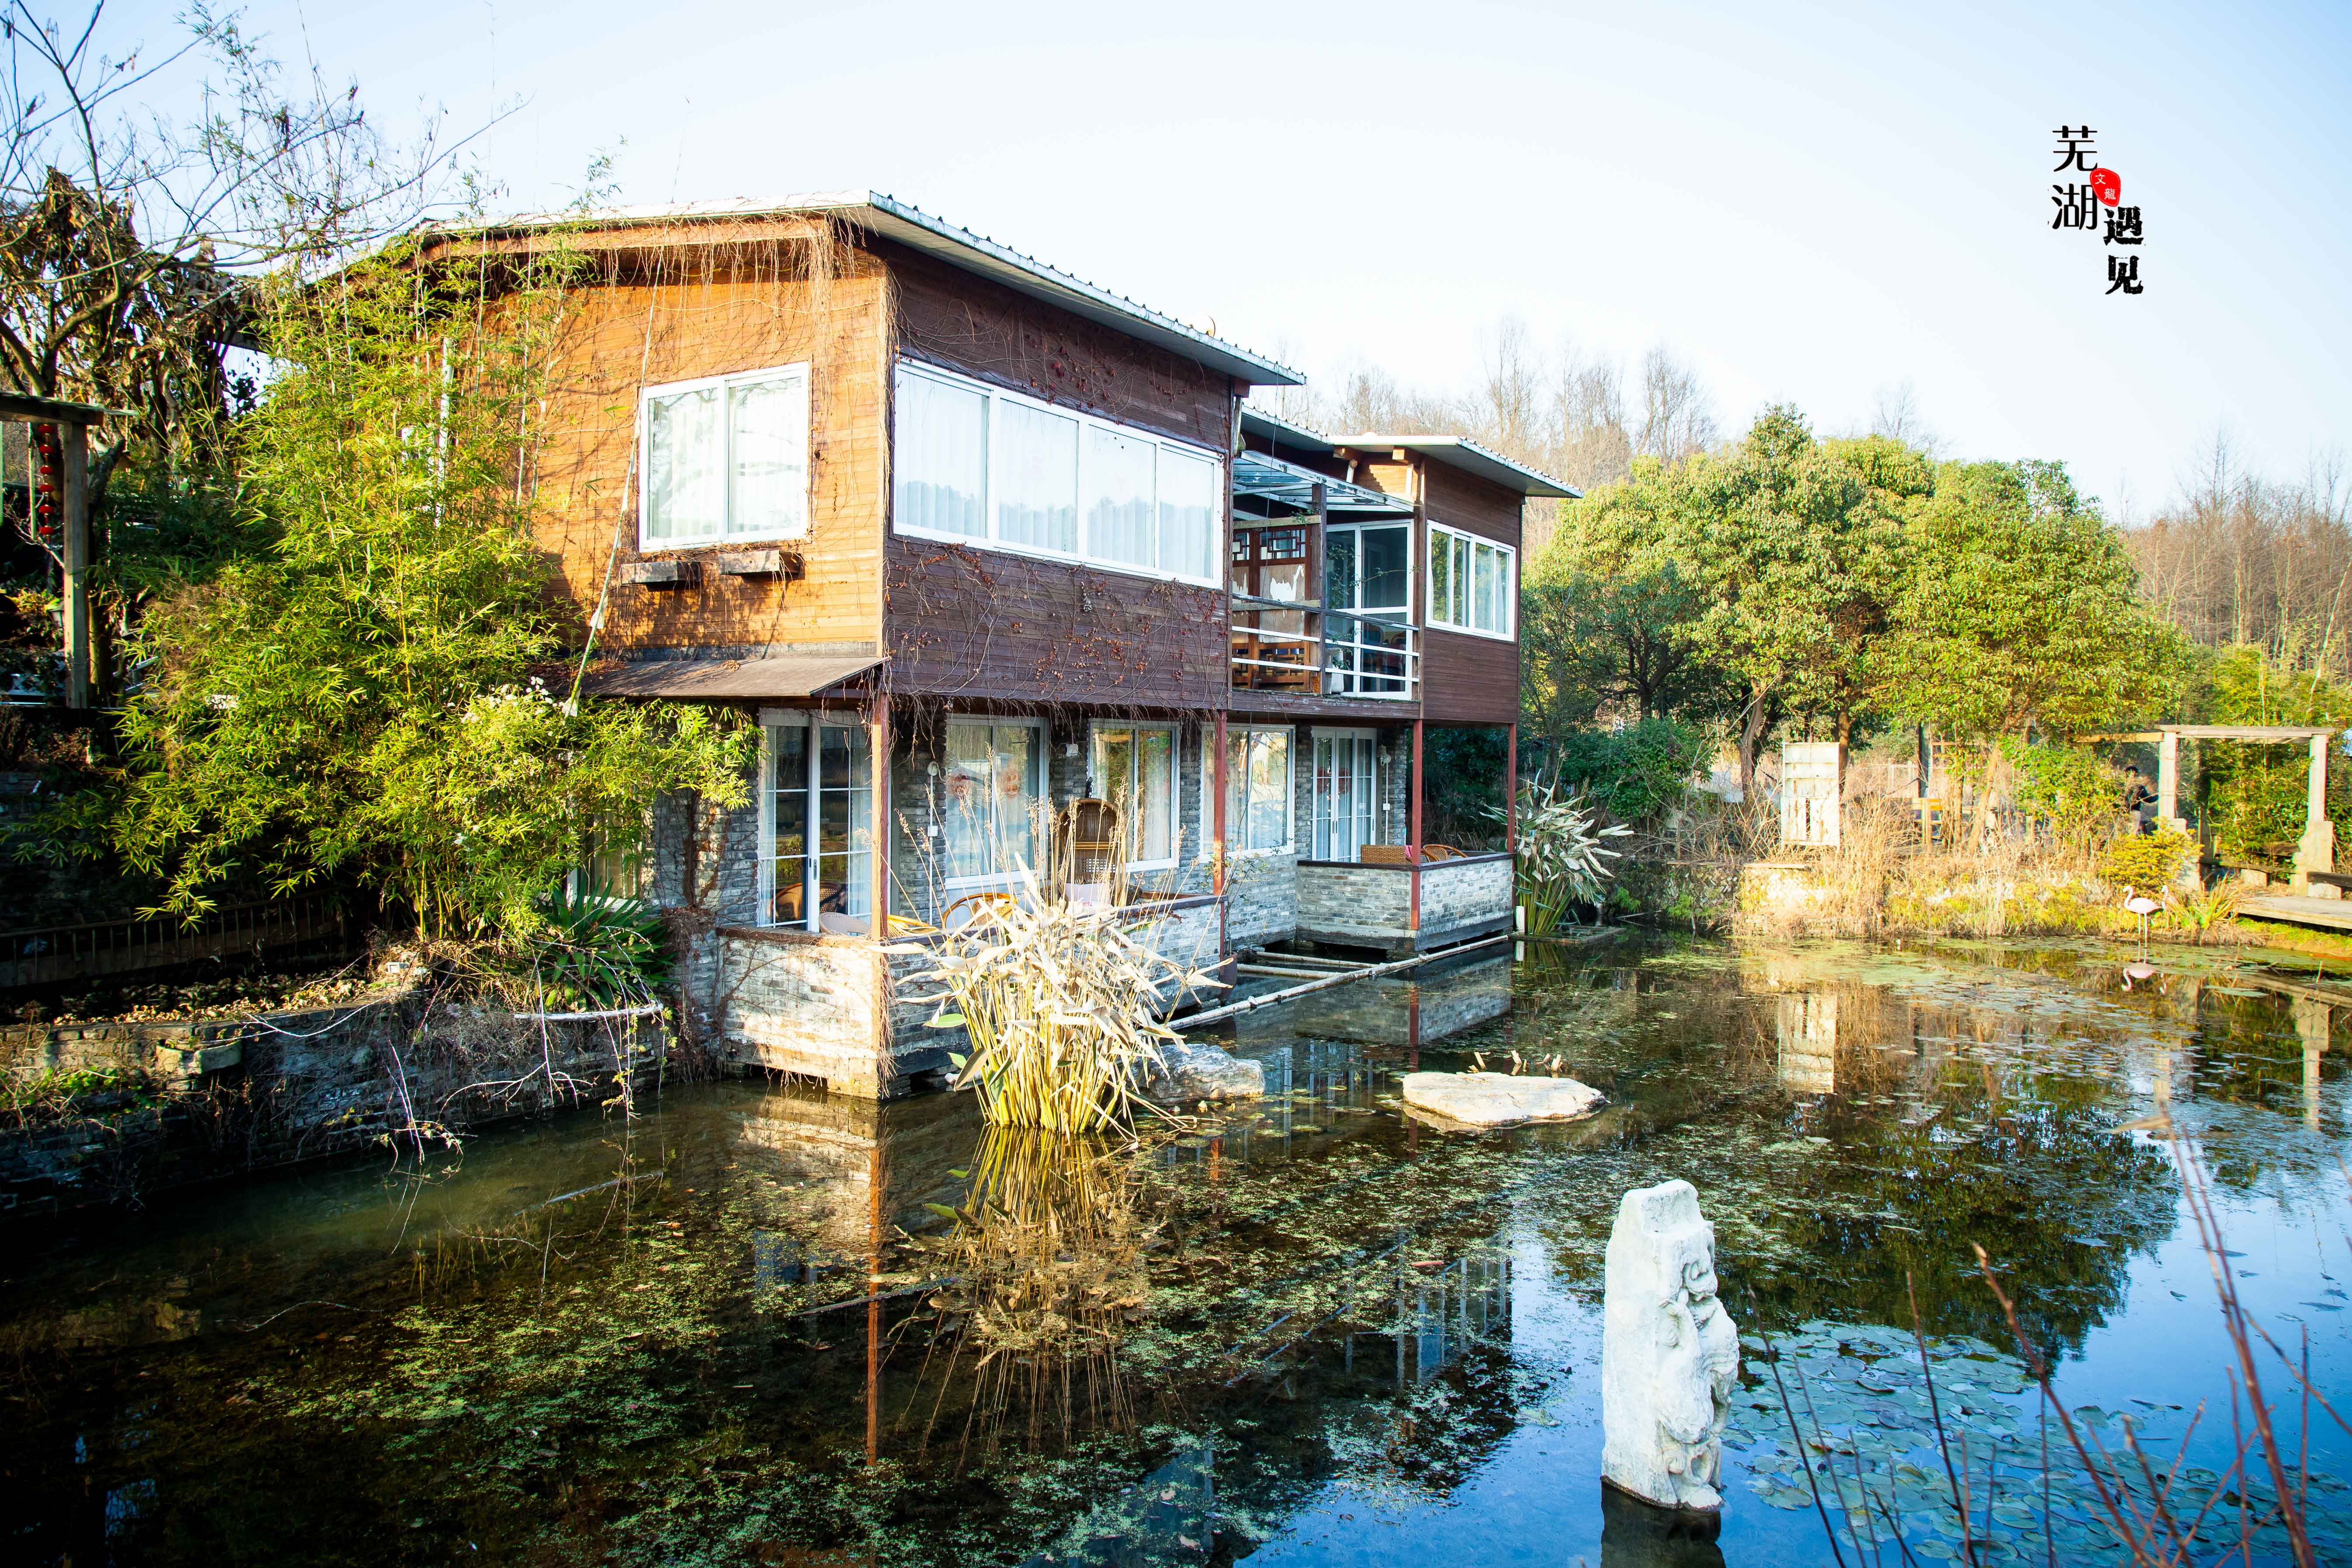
[1087, 425, 1156, 568]
[943, 721, 1044, 884]
[765, 719, 873, 931]
[645, 385, 722, 543]
[644, 369, 808, 546]
[1091, 724, 1176, 865]
[893, 366, 987, 537]
[1157, 447, 1218, 581]
[1361, 525, 1410, 610]
[889, 360, 1220, 584]
[996, 400, 1080, 554]
[1430, 526, 1515, 636]
[1311, 732, 1380, 861]
[1217, 726, 1293, 854]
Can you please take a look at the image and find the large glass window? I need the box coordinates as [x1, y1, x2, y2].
[764, 718, 872, 932]
[643, 366, 810, 547]
[1311, 730, 1380, 861]
[1210, 726, 1293, 854]
[892, 360, 1223, 585]
[1090, 724, 1177, 867]
[942, 720, 1045, 885]
[1429, 524, 1516, 637]
[893, 369, 987, 537]
[997, 400, 1080, 553]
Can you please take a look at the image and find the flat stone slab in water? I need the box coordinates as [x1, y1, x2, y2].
[1402, 1070, 1603, 1127]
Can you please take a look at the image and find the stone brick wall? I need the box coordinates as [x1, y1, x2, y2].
[1293, 853, 1512, 954]
[1, 997, 669, 1225]
[1420, 854, 1514, 939]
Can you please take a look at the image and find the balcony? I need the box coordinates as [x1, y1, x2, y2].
[1230, 595, 1418, 699]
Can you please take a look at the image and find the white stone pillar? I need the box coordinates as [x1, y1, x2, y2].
[1602, 1181, 1741, 1512]
[2295, 734, 2335, 895]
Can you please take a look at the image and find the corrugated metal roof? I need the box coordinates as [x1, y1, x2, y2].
[1345, 436, 1578, 499]
[448, 192, 1303, 388]
[582, 651, 883, 700]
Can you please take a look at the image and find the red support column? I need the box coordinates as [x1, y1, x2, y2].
[1213, 714, 1229, 955]
[1409, 719, 1425, 937]
[871, 693, 891, 938]
[1505, 722, 1518, 853]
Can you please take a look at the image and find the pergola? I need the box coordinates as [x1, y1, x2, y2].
[2095, 724, 2342, 889]
[2, 389, 125, 710]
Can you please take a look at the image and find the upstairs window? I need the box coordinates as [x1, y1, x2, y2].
[642, 365, 811, 547]
[893, 359, 1224, 586]
[1429, 523, 1516, 638]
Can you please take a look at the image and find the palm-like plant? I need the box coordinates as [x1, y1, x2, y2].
[1509, 779, 1633, 935]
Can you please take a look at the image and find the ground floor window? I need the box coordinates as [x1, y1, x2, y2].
[763, 715, 872, 931]
[1209, 725, 1294, 854]
[1088, 723, 1178, 868]
[943, 718, 1045, 885]
[1311, 729, 1380, 861]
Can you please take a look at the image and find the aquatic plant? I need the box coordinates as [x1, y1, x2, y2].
[894, 868, 1221, 1132]
[1509, 779, 1632, 935]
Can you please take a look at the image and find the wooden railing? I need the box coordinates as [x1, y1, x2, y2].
[1230, 595, 1418, 699]
[0, 892, 348, 990]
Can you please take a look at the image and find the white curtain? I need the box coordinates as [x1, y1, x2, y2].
[645, 386, 722, 542]
[893, 367, 986, 537]
[729, 373, 808, 539]
[1087, 425, 1156, 568]
[1158, 447, 1217, 580]
[997, 401, 1079, 552]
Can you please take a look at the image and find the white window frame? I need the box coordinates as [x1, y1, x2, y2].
[1087, 721, 1181, 872]
[756, 708, 873, 934]
[1325, 519, 1416, 617]
[639, 363, 812, 550]
[1309, 727, 1383, 863]
[1427, 522, 1517, 640]
[892, 357, 1226, 589]
[1202, 723, 1296, 859]
[938, 714, 1051, 892]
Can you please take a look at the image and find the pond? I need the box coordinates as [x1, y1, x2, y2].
[3, 934, 2348, 1567]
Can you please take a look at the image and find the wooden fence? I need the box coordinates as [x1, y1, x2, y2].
[0, 893, 348, 990]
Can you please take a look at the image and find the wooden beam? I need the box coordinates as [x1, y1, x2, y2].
[1504, 722, 1517, 853]
[1213, 712, 1228, 957]
[871, 693, 891, 937]
[1409, 718, 1424, 934]
[0, 390, 124, 425]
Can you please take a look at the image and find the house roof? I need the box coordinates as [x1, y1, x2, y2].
[451, 192, 1303, 388]
[581, 651, 884, 700]
[1344, 436, 1578, 499]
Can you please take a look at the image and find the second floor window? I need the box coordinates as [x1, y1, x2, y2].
[642, 364, 811, 547]
[1429, 524, 1516, 638]
[894, 360, 1221, 585]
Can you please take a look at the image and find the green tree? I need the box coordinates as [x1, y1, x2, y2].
[1879, 459, 2181, 741]
[1518, 554, 1734, 742]
[37, 245, 752, 937]
[2185, 645, 2352, 862]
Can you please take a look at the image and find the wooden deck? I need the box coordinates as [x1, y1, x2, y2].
[2238, 893, 2352, 933]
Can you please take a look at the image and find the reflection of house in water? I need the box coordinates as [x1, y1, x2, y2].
[1250, 955, 1512, 1054]
[728, 1082, 975, 1280]
[1776, 992, 1838, 1094]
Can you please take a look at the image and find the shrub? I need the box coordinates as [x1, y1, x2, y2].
[1549, 717, 1709, 825]
[1512, 780, 1633, 934]
[2103, 827, 2193, 889]
[2000, 739, 2118, 854]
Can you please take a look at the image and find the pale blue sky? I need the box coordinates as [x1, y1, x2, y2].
[120, 0, 2352, 513]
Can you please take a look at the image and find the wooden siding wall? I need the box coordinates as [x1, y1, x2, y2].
[525, 223, 889, 653]
[882, 242, 1235, 705]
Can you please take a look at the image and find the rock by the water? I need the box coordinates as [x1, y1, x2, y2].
[1143, 1040, 1263, 1102]
[1401, 1070, 1603, 1128]
[1602, 1179, 1741, 1512]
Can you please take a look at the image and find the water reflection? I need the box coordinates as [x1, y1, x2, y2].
[0, 936, 2346, 1566]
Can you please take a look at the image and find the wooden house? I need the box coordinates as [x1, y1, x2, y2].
[424, 193, 1573, 1096]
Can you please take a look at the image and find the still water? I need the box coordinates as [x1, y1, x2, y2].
[4, 936, 2349, 1566]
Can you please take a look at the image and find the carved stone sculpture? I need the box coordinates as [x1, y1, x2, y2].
[1602, 1180, 1741, 1511]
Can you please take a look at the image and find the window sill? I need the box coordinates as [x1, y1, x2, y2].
[1427, 621, 1516, 643]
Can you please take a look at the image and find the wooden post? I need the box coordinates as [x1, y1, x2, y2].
[1213, 713, 1229, 956]
[1409, 719, 1424, 937]
[871, 693, 891, 937]
[59, 419, 90, 709]
[2156, 730, 2181, 830]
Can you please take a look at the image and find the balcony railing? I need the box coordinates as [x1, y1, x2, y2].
[1230, 594, 1418, 699]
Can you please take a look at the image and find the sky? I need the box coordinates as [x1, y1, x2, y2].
[110, 0, 2352, 516]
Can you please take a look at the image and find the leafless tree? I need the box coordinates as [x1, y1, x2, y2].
[1634, 345, 1716, 462]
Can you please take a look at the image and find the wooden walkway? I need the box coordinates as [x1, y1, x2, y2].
[2237, 893, 2352, 933]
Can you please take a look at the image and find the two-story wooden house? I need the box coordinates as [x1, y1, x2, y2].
[424, 193, 1572, 1096]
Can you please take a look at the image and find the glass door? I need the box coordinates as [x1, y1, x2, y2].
[765, 718, 873, 931]
[1325, 523, 1413, 697]
[1311, 729, 1380, 861]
